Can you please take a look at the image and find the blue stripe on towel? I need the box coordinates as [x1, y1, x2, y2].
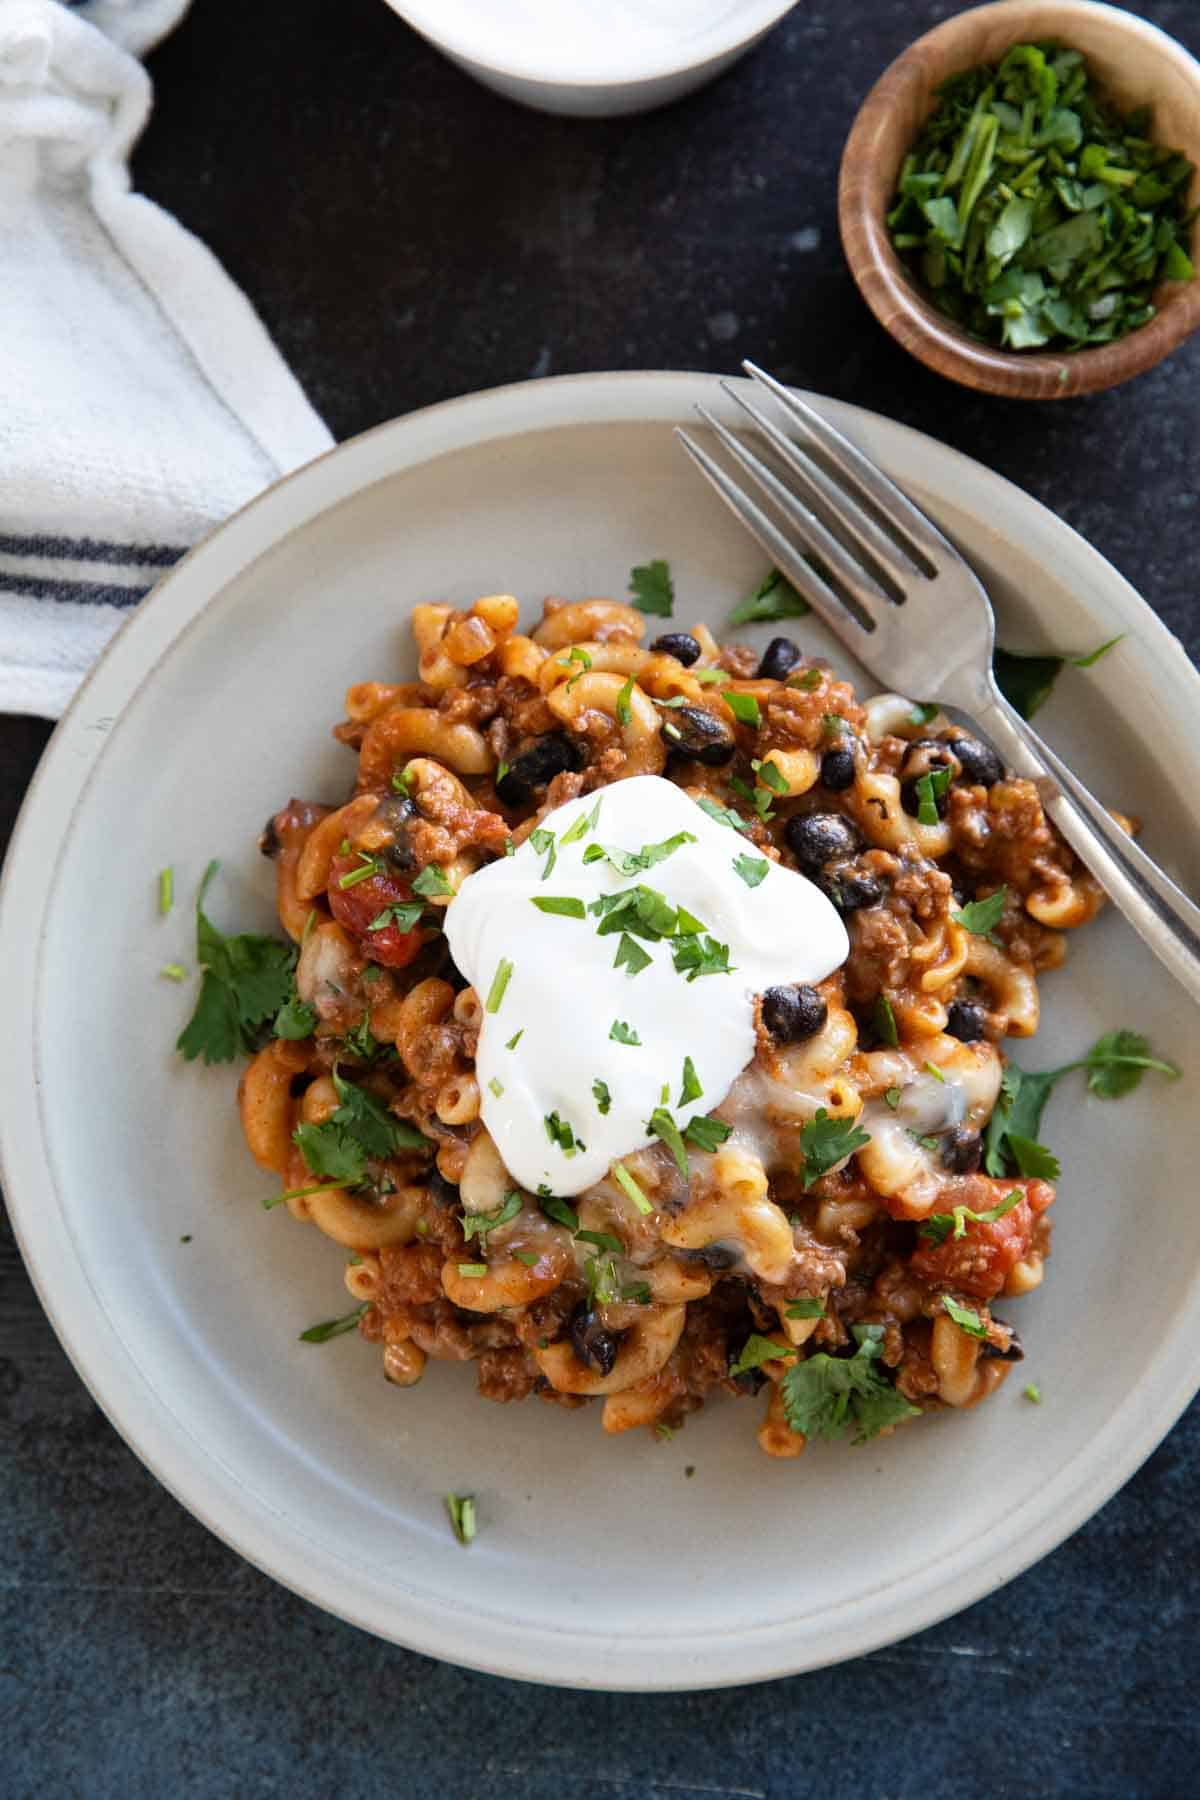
[0, 534, 185, 568]
[0, 573, 148, 608]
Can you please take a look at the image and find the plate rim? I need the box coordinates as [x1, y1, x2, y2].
[3, 369, 1198, 1690]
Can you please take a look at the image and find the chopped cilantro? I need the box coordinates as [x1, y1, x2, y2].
[733, 852, 770, 888]
[696, 796, 751, 834]
[610, 1020, 642, 1046]
[943, 1296, 988, 1339]
[983, 1028, 1178, 1179]
[647, 1105, 689, 1180]
[176, 861, 298, 1065]
[887, 42, 1195, 353]
[457, 1262, 488, 1278]
[994, 635, 1122, 720]
[539, 1193, 580, 1232]
[528, 827, 557, 879]
[724, 690, 761, 727]
[789, 668, 823, 691]
[914, 764, 952, 826]
[337, 851, 384, 890]
[445, 1493, 477, 1545]
[391, 765, 415, 795]
[781, 1324, 918, 1443]
[729, 1334, 795, 1377]
[488, 1077, 503, 1098]
[873, 994, 899, 1047]
[412, 863, 452, 898]
[629, 558, 674, 617]
[581, 830, 695, 876]
[952, 887, 1007, 939]
[485, 958, 514, 1012]
[683, 1114, 733, 1152]
[160, 963, 188, 983]
[576, 1228, 623, 1253]
[544, 1111, 580, 1156]
[294, 1069, 430, 1184]
[923, 1060, 946, 1084]
[157, 866, 173, 916]
[368, 900, 424, 933]
[799, 1108, 871, 1188]
[461, 1191, 522, 1242]
[1024, 1382, 1043, 1404]
[300, 1303, 369, 1344]
[593, 1078, 612, 1115]
[919, 1189, 1024, 1245]
[671, 934, 734, 982]
[513, 1251, 539, 1267]
[678, 1055, 703, 1106]
[531, 895, 586, 919]
[753, 757, 789, 795]
[560, 796, 601, 846]
[612, 1161, 653, 1214]
[785, 1298, 825, 1319]
[505, 1028, 524, 1050]
[728, 567, 810, 627]
[615, 674, 636, 727]
[909, 702, 939, 726]
[562, 645, 592, 689]
[614, 932, 653, 977]
[883, 1086, 902, 1110]
[495, 759, 511, 785]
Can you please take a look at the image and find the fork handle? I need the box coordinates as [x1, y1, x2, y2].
[968, 688, 1200, 1007]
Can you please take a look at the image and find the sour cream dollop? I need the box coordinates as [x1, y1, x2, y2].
[445, 775, 848, 1196]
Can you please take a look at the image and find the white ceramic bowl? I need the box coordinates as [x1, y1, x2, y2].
[386, 0, 799, 117]
[3, 372, 1199, 1690]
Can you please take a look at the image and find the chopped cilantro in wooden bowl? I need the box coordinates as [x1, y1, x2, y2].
[839, 2, 1200, 397]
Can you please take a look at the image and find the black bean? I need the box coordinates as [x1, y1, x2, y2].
[650, 631, 701, 666]
[258, 814, 281, 859]
[982, 1324, 1024, 1363]
[372, 794, 417, 870]
[496, 732, 583, 805]
[945, 999, 986, 1043]
[757, 636, 802, 681]
[784, 810, 862, 875]
[427, 1169, 460, 1209]
[570, 1306, 621, 1377]
[941, 1127, 982, 1174]
[662, 704, 736, 765]
[817, 870, 885, 912]
[762, 984, 828, 1042]
[948, 733, 1004, 788]
[820, 744, 856, 791]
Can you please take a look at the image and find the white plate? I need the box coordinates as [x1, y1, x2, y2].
[3, 373, 1198, 1691]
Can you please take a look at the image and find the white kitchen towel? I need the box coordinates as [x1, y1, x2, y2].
[0, 0, 334, 718]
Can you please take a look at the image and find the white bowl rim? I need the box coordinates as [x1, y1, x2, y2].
[3, 369, 1199, 1689]
[388, 0, 798, 90]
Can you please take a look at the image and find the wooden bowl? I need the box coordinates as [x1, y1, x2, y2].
[838, 0, 1200, 398]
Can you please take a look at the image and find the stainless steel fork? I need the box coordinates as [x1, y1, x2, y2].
[677, 360, 1200, 1006]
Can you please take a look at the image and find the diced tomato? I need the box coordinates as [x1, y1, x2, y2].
[910, 1177, 1055, 1301]
[327, 851, 424, 969]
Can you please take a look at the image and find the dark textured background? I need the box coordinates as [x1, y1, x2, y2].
[3, 1, 1199, 1794]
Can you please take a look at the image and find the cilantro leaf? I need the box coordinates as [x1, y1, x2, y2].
[683, 1114, 733, 1152]
[781, 1327, 918, 1444]
[531, 896, 587, 919]
[728, 568, 810, 627]
[1083, 1028, 1180, 1098]
[610, 1020, 641, 1046]
[785, 1297, 825, 1319]
[539, 1193, 580, 1233]
[412, 863, 453, 898]
[614, 932, 652, 977]
[629, 559, 674, 617]
[647, 1105, 689, 1179]
[733, 853, 769, 889]
[671, 934, 734, 982]
[724, 690, 761, 727]
[300, 1303, 369, 1344]
[292, 1120, 367, 1185]
[696, 796, 752, 835]
[873, 994, 899, 1047]
[461, 1191, 522, 1242]
[678, 1055, 703, 1106]
[952, 886, 1007, 938]
[1007, 1132, 1061, 1180]
[176, 861, 297, 1064]
[593, 1078, 612, 1115]
[612, 1162, 653, 1213]
[943, 1296, 988, 1339]
[799, 1108, 871, 1188]
[994, 636, 1121, 721]
[274, 991, 318, 1040]
[729, 1334, 795, 1377]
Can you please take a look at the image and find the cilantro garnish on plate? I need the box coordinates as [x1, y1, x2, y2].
[176, 861, 297, 1065]
[984, 1028, 1179, 1180]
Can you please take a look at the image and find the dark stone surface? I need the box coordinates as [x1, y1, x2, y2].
[2, 0, 1198, 1792]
